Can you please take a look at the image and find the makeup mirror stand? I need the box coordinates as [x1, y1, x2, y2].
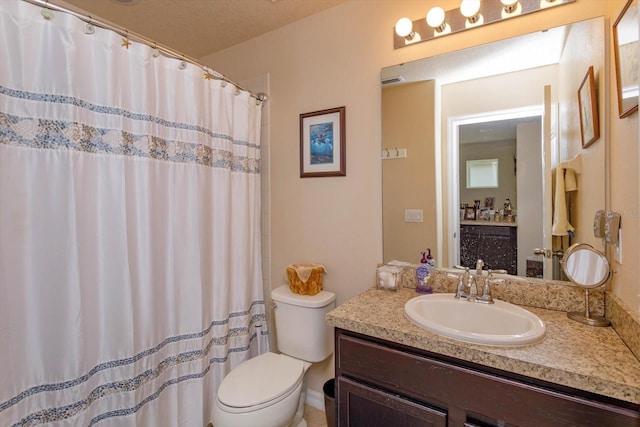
[567, 288, 610, 327]
[561, 243, 611, 327]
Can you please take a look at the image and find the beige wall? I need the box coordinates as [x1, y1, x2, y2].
[459, 140, 517, 211]
[202, 0, 638, 398]
[557, 16, 607, 248]
[607, 1, 640, 311]
[382, 81, 437, 264]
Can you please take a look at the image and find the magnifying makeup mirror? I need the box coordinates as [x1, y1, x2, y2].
[561, 243, 611, 327]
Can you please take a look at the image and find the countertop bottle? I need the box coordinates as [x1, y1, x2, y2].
[415, 249, 434, 294]
[415, 251, 429, 284]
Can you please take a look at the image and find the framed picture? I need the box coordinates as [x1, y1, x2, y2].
[577, 66, 600, 149]
[299, 106, 346, 177]
[484, 197, 495, 209]
[464, 206, 476, 220]
[612, 0, 639, 118]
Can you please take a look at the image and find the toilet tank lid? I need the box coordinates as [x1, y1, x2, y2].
[271, 285, 336, 308]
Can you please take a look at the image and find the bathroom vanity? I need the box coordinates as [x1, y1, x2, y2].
[327, 287, 640, 426]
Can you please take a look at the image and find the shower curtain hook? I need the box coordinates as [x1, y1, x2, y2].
[151, 42, 160, 58]
[41, 1, 55, 20]
[121, 30, 131, 49]
[84, 16, 96, 35]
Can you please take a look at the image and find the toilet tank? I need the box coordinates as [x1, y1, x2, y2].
[271, 285, 336, 362]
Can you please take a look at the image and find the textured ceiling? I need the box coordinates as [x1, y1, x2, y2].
[61, 0, 348, 58]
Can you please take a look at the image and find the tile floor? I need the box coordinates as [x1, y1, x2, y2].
[304, 404, 328, 427]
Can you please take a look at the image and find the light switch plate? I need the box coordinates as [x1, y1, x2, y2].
[405, 209, 424, 223]
[614, 228, 623, 264]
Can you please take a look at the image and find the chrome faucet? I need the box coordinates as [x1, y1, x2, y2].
[453, 266, 501, 303]
[455, 267, 479, 299]
[475, 259, 484, 276]
[476, 270, 504, 304]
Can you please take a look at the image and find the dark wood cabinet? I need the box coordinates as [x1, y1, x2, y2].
[335, 328, 640, 427]
[460, 224, 517, 274]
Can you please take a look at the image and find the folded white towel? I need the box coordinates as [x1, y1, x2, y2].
[552, 167, 575, 236]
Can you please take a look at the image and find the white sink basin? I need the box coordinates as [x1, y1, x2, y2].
[404, 293, 546, 346]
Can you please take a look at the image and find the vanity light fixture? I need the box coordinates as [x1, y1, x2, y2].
[393, 0, 574, 49]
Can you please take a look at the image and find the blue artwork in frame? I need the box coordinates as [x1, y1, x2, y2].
[300, 106, 346, 177]
[309, 122, 334, 165]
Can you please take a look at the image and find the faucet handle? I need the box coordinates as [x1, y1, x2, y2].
[467, 273, 478, 296]
[479, 270, 503, 304]
[455, 267, 469, 299]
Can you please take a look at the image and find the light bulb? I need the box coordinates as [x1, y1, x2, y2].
[395, 17, 414, 38]
[426, 7, 446, 30]
[460, 0, 481, 18]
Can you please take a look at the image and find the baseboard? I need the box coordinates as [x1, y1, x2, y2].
[306, 388, 325, 411]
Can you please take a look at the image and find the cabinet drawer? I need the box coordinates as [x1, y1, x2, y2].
[338, 377, 447, 427]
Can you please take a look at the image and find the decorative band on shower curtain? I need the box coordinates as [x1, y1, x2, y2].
[0, 1, 267, 426]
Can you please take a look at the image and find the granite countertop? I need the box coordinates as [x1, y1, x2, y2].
[326, 286, 640, 404]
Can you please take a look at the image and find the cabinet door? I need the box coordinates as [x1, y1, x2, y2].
[477, 227, 517, 274]
[338, 377, 447, 427]
[460, 226, 479, 269]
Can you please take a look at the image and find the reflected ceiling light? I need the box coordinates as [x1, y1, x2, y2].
[426, 7, 450, 36]
[501, 0, 522, 17]
[393, 0, 574, 49]
[460, 0, 484, 28]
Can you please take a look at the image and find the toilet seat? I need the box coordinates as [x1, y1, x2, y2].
[217, 352, 305, 413]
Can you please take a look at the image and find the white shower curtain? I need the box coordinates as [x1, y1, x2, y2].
[0, 1, 267, 425]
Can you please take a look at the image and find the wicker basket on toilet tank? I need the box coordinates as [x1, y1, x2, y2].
[286, 263, 326, 295]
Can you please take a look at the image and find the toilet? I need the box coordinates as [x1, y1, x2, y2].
[213, 285, 336, 427]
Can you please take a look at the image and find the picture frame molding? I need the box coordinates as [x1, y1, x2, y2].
[577, 66, 600, 149]
[299, 106, 346, 178]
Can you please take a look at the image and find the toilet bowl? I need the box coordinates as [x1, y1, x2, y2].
[213, 352, 310, 427]
[212, 286, 336, 427]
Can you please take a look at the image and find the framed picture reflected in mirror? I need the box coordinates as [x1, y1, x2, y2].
[612, 0, 639, 118]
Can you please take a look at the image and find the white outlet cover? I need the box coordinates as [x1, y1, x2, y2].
[614, 228, 622, 264]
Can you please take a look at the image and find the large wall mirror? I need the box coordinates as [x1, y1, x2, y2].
[381, 17, 607, 282]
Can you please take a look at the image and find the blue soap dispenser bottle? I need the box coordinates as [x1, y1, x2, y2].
[415, 250, 433, 294]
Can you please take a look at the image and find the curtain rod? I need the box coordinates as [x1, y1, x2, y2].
[21, 0, 268, 103]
